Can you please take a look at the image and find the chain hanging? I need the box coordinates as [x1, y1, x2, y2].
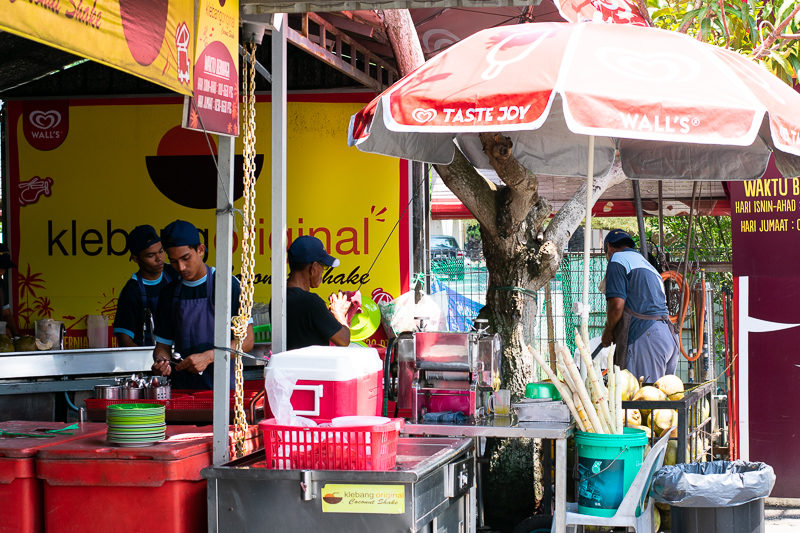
[231, 41, 259, 457]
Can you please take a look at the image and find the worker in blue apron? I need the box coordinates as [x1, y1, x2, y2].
[113, 225, 175, 347]
[150, 220, 254, 390]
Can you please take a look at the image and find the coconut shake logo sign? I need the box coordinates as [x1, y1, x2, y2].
[23, 101, 69, 151]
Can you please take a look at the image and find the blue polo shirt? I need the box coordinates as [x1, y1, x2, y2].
[605, 248, 668, 343]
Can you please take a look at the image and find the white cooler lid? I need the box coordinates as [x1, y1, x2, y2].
[267, 345, 382, 381]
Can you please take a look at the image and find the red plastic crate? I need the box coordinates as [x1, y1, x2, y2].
[259, 418, 403, 471]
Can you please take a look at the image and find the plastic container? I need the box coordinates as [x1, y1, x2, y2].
[36, 425, 262, 533]
[253, 324, 271, 343]
[575, 427, 648, 517]
[259, 417, 403, 471]
[265, 346, 383, 421]
[0, 421, 107, 533]
[525, 382, 561, 401]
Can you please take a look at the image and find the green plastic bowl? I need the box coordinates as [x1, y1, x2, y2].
[524, 382, 561, 401]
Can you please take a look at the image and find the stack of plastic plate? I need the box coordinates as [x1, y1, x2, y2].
[106, 403, 166, 447]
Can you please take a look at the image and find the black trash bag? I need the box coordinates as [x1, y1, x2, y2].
[652, 460, 775, 507]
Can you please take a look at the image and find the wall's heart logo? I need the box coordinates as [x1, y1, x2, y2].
[23, 101, 69, 151]
[412, 108, 437, 123]
[29, 110, 62, 130]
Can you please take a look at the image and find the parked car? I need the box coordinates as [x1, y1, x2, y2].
[431, 234, 465, 280]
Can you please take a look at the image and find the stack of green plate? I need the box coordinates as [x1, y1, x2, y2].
[106, 404, 166, 447]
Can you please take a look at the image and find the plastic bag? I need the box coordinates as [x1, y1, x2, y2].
[265, 367, 297, 426]
[378, 290, 444, 334]
[652, 460, 776, 507]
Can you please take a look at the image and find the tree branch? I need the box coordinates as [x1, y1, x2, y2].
[632, 0, 654, 27]
[751, 2, 800, 60]
[434, 148, 498, 233]
[678, 0, 703, 34]
[543, 162, 627, 251]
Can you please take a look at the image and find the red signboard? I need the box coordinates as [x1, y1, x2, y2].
[730, 157, 800, 497]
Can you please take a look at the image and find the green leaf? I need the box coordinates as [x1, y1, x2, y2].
[788, 54, 800, 78]
[769, 49, 793, 74]
[677, 7, 704, 29]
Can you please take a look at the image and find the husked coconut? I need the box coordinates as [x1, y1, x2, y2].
[664, 440, 678, 465]
[654, 505, 661, 532]
[0, 335, 13, 352]
[625, 408, 642, 426]
[618, 369, 640, 401]
[654, 374, 684, 399]
[632, 386, 667, 419]
[14, 335, 38, 352]
[652, 409, 678, 437]
[630, 424, 652, 438]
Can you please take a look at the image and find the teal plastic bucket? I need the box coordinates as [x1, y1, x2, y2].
[575, 427, 648, 517]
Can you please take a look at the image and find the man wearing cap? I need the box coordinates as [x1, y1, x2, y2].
[0, 243, 20, 337]
[151, 220, 254, 389]
[600, 229, 678, 382]
[113, 225, 176, 347]
[285, 235, 351, 349]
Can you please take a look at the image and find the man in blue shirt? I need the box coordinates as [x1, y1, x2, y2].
[113, 225, 175, 347]
[600, 229, 678, 382]
[151, 220, 253, 389]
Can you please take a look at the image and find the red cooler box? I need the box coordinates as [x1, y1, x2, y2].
[266, 345, 383, 420]
[36, 425, 259, 533]
[0, 421, 107, 533]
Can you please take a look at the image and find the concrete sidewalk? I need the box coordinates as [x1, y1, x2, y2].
[766, 502, 800, 532]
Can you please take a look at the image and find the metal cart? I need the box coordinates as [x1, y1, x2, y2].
[204, 437, 475, 532]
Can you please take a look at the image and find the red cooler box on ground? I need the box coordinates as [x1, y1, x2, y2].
[266, 345, 383, 420]
[36, 425, 260, 533]
[0, 421, 107, 533]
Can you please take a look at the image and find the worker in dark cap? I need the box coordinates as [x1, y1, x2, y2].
[151, 220, 253, 389]
[600, 229, 678, 382]
[285, 235, 351, 349]
[0, 243, 20, 337]
[113, 225, 176, 347]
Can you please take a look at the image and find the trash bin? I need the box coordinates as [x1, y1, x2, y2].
[651, 460, 776, 533]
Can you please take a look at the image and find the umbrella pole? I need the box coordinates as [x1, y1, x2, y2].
[582, 135, 595, 347]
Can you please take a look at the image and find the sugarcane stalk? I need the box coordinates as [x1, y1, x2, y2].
[587, 376, 611, 434]
[575, 330, 614, 433]
[525, 344, 587, 432]
[615, 365, 624, 434]
[554, 355, 593, 432]
[608, 357, 617, 434]
[558, 344, 604, 434]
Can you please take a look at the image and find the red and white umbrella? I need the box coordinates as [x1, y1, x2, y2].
[347, 21, 800, 342]
[349, 22, 800, 181]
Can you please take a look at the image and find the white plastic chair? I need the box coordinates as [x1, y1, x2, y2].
[557, 428, 675, 533]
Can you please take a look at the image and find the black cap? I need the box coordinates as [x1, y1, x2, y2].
[127, 225, 161, 256]
[161, 220, 201, 249]
[604, 229, 635, 249]
[288, 236, 340, 267]
[0, 243, 15, 269]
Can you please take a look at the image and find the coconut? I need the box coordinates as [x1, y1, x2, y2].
[14, 335, 38, 352]
[0, 334, 13, 353]
[618, 369, 640, 401]
[625, 409, 642, 426]
[654, 374, 684, 399]
[654, 504, 661, 532]
[652, 409, 678, 437]
[630, 424, 652, 438]
[632, 385, 667, 419]
[700, 398, 710, 421]
[664, 440, 678, 465]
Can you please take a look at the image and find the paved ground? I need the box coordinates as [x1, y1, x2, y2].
[766, 504, 800, 532]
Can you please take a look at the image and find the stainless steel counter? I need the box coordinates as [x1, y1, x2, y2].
[204, 437, 476, 532]
[404, 417, 574, 532]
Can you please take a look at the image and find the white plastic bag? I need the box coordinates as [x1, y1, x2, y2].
[265, 367, 297, 426]
[379, 290, 444, 334]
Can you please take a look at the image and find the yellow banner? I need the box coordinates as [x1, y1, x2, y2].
[0, 1, 195, 95]
[6, 95, 408, 348]
[183, 0, 240, 135]
[321, 484, 405, 514]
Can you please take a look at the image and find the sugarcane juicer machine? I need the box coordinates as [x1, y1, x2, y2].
[395, 330, 502, 422]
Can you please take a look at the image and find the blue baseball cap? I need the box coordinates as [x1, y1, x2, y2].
[161, 220, 201, 249]
[127, 225, 161, 256]
[604, 229, 635, 249]
[288, 236, 340, 267]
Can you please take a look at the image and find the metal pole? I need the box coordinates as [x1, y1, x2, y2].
[412, 161, 429, 293]
[633, 181, 648, 258]
[213, 135, 235, 465]
[658, 181, 664, 248]
[270, 13, 288, 354]
[582, 136, 595, 346]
